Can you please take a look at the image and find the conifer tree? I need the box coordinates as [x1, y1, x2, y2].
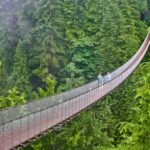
[11, 41, 31, 96]
[0, 60, 7, 95]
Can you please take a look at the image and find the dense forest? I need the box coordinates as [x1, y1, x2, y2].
[0, 0, 150, 149]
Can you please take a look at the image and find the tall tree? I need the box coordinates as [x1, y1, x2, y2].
[0, 60, 7, 95]
[10, 40, 31, 96]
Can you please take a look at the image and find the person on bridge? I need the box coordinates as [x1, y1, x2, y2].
[106, 72, 111, 82]
[97, 73, 103, 86]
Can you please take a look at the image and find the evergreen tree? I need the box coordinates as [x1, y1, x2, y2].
[0, 60, 7, 95]
[10, 40, 31, 96]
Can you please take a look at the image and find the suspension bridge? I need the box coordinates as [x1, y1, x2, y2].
[0, 32, 150, 150]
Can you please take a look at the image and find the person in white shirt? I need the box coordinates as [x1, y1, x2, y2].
[97, 73, 103, 86]
[107, 72, 111, 81]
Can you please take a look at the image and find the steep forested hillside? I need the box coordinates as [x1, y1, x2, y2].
[0, 0, 149, 149]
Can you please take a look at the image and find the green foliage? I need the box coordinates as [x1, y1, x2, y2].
[37, 75, 56, 98]
[0, 60, 7, 95]
[118, 61, 150, 150]
[10, 41, 31, 95]
[58, 0, 147, 87]
[0, 87, 26, 109]
[58, 63, 86, 91]
[0, 0, 148, 95]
